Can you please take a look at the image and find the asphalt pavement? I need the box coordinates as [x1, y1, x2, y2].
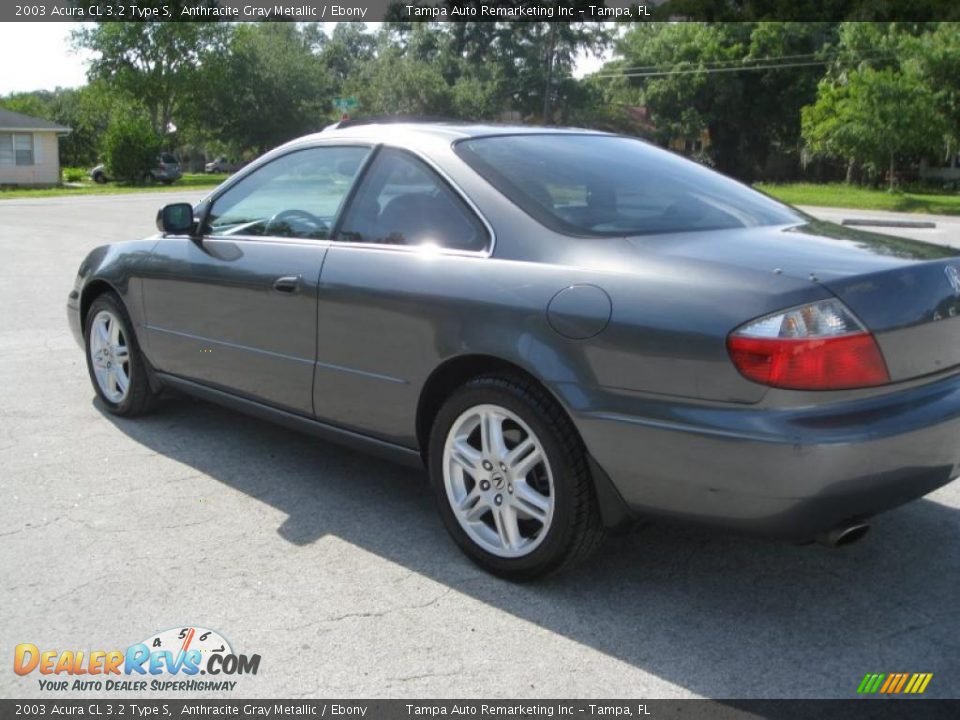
[797, 205, 960, 247]
[1, 192, 958, 700]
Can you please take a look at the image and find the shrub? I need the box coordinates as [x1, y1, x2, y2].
[102, 115, 161, 184]
[63, 167, 86, 183]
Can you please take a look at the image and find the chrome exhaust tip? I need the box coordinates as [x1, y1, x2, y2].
[816, 522, 870, 548]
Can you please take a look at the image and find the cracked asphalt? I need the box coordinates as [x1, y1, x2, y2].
[1, 192, 958, 700]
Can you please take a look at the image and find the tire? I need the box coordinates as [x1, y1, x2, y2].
[92, 172, 106, 184]
[428, 374, 605, 580]
[84, 292, 157, 417]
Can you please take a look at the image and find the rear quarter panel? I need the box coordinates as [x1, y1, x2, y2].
[312, 238, 833, 448]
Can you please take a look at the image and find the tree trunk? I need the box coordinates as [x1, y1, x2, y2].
[889, 152, 896, 192]
[541, 24, 557, 124]
[845, 158, 855, 185]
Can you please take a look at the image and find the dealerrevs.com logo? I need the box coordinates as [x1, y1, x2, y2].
[14, 626, 260, 692]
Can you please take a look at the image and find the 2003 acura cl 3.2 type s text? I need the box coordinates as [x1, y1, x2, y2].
[67, 121, 960, 579]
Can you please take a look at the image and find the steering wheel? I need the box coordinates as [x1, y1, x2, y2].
[264, 208, 327, 237]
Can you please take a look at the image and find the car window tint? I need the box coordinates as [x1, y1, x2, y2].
[455, 134, 801, 237]
[205, 146, 371, 240]
[336, 149, 488, 252]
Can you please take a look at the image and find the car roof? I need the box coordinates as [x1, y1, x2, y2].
[299, 120, 609, 147]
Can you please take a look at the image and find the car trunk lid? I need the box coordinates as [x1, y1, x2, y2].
[819, 258, 960, 381]
[628, 219, 960, 382]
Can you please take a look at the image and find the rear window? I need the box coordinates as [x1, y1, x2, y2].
[455, 134, 800, 237]
[160, 153, 178, 164]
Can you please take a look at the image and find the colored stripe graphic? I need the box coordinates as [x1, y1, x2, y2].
[893, 674, 909, 693]
[857, 673, 933, 694]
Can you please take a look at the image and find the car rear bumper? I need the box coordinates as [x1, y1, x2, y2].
[574, 372, 960, 539]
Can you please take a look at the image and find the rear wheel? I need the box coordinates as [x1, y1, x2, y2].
[428, 374, 604, 580]
[84, 293, 157, 417]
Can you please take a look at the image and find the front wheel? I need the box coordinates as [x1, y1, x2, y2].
[428, 375, 604, 580]
[84, 293, 157, 417]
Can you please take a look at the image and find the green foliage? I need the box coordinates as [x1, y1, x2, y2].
[102, 113, 162, 184]
[3, 17, 953, 195]
[63, 167, 87, 183]
[0, 84, 113, 167]
[72, 21, 228, 137]
[615, 22, 836, 181]
[803, 23, 953, 188]
[189, 23, 332, 153]
[339, 19, 610, 124]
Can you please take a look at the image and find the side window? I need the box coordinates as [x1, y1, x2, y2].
[336, 149, 488, 252]
[204, 146, 370, 239]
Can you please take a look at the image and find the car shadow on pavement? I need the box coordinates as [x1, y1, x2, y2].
[98, 394, 960, 699]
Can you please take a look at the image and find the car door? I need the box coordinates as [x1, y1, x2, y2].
[314, 147, 492, 444]
[143, 144, 372, 416]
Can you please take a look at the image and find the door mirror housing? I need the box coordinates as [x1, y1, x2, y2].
[157, 203, 195, 235]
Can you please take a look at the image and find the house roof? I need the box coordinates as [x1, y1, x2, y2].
[0, 108, 71, 133]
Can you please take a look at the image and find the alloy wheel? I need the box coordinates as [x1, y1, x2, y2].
[89, 309, 131, 404]
[442, 403, 555, 558]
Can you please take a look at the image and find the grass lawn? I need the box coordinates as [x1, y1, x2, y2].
[0, 173, 228, 200]
[756, 182, 960, 215]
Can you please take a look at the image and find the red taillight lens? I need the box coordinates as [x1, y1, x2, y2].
[728, 333, 890, 390]
[727, 299, 890, 390]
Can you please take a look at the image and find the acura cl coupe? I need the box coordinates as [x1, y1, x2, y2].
[68, 121, 960, 579]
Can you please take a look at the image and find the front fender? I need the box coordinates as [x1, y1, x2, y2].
[68, 238, 160, 350]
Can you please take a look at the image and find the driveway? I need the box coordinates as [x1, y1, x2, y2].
[798, 205, 960, 248]
[1, 193, 958, 700]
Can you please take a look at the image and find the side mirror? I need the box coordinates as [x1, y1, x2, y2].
[157, 203, 195, 235]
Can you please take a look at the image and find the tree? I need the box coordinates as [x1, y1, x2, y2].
[320, 22, 377, 91]
[191, 23, 332, 154]
[802, 67, 947, 189]
[102, 112, 162, 183]
[614, 22, 837, 180]
[905, 23, 960, 161]
[72, 21, 228, 138]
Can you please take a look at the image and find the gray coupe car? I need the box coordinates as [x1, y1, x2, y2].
[68, 121, 960, 579]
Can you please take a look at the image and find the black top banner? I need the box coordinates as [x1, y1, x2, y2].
[4, 0, 960, 23]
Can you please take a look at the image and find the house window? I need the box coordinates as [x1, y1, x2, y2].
[0, 133, 34, 166]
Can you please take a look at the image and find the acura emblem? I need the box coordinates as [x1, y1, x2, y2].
[946, 265, 960, 296]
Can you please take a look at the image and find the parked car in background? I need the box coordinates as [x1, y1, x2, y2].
[205, 156, 245, 174]
[89, 154, 182, 185]
[150, 153, 182, 184]
[89, 164, 107, 184]
[68, 121, 960, 580]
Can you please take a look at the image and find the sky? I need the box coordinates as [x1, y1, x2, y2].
[0, 22, 610, 96]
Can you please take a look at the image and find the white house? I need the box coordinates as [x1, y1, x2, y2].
[0, 108, 71, 186]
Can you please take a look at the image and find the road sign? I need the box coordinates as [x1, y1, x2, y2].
[332, 97, 358, 112]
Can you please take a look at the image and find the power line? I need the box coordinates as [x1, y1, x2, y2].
[599, 52, 836, 74]
[590, 60, 828, 79]
[584, 53, 898, 80]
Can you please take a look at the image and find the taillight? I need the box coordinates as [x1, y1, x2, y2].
[727, 299, 890, 390]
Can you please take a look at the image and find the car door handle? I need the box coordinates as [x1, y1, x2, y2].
[272, 275, 301, 294]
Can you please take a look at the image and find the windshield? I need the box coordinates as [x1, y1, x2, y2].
[455, 134, 801, 237]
